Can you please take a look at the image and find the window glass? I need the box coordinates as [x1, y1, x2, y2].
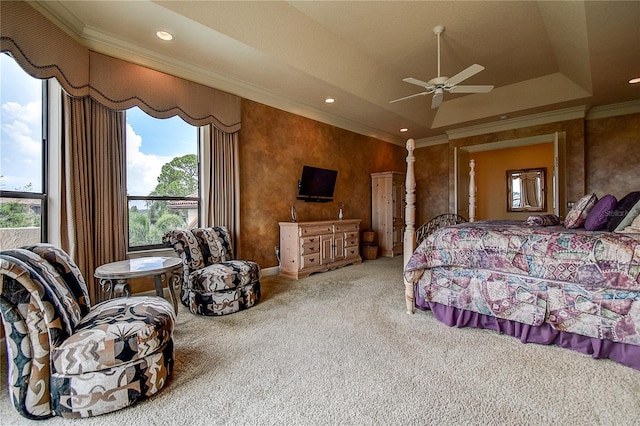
[1, 54, 42, 192]
[0, 53, 46, 249]
[126, 106, 199, 250]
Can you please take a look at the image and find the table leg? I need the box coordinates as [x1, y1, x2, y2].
[155, 272, 179, 314]
[168, 267, 181, 314]
[99, 278, 130, 299]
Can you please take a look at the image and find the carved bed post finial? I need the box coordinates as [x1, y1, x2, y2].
[404, 138, 416, 314]
[469, 159, 476, 223]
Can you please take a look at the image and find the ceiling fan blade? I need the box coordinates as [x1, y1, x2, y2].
[431, 91, 443, 109]
[389, 91, 430, 104]
[402, 77, 433, 89]
[445, 64, 485, 87]
[448, 85, 494, 93]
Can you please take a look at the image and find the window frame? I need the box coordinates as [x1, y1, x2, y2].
[0, 73, 48, 244]
[124, 113, 201, 253]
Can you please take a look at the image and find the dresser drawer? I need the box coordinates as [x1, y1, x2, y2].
[301, 235, 321, 245]
[300, 225, 334, 236]
[335, 223, 359, 233]
[300, 241, 320, 254]
[345, 237, 359, 247]
[301, 253, 320, 269]
[344, 231, 359, 240]
[345, 246, 359, 259]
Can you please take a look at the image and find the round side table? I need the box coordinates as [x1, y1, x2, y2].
[94, 257, 182, 313]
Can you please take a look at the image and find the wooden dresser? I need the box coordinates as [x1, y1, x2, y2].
[279, 219, 362, 279]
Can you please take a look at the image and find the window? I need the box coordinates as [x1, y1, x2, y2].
[0, 53, 47, 249]
[126, 107, 199, 251]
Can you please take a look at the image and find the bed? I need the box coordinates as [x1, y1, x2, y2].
[401, 139, 640, 370]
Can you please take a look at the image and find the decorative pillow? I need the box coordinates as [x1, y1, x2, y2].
[614, 198, 640, 232]
[606, 191, 640, 232]
[584, 194, 617, 231]
[564, 193, 597, 229]
[526, 214, 560, 227]
[617, 214, 640, 233]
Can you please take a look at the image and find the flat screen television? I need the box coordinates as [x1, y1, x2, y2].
[297, 165, 338, 203]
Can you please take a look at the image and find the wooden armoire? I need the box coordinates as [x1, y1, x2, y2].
[371, 172, 405, 257]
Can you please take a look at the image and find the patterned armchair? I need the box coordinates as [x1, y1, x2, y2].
[163, 226, 261, 316]
[0, 244, 175, 419]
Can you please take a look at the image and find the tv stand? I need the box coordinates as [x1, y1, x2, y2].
[279, 219, 362, 279]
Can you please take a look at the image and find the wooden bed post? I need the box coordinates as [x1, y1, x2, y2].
[403, 138, 416, 314]
[469, 159, 476, 223]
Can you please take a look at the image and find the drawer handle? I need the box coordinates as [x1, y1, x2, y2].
[310, 257, 315, 262]
[309, 238, 315, 242]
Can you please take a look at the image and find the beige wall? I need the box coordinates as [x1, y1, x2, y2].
[413, 113, 638, 228]
[237, 100, 406, 268]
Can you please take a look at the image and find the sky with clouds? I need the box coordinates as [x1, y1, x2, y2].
[1, 54, 196, 196]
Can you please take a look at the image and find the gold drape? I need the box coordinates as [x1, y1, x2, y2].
[61, 94, 127, 303]
[202, 125, 241, 256]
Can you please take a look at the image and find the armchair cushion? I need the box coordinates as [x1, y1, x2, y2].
[3, 248, 83, 337]
[25, 243, 91, 316]
[192, 226, 233, 263]
[52, 296, 175, 375]
[190, 260, 260, 292]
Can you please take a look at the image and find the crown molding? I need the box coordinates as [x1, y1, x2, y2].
[445, 105, 587, 140]
[40, 15, 403, 146]
[414, 135, 449, 148]
[586, 99, 640, 120]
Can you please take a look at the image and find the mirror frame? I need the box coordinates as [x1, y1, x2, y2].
[506, 167, 547, 212]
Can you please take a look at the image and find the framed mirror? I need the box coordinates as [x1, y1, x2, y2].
[507, 167, 547, 212]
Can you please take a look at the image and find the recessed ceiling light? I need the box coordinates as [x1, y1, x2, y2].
[156, 30, 174, 41]
[629, 77, 640, 84]
[325, 97, 335, 104]
[400, 128, 408, 132]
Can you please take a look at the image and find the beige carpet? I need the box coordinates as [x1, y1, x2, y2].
[2, 256, 640, 425]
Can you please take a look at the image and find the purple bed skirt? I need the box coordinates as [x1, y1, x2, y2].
[415, 292, 640, 371]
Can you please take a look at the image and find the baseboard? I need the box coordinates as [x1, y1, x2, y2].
[261, 266, 279, 277]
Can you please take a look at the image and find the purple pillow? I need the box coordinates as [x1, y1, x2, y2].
[606, 191, 640, 232]
[584, 194, 617, 231]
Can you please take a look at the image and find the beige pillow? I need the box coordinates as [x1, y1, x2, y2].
[616, 214, 640, 234]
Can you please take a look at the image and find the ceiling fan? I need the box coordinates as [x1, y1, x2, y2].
[390, 25, 494, 109]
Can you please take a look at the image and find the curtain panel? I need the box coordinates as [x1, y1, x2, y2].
[61, 94, 128, 303]
[202, 125, 241, 256]
[0, 1, 241, 131]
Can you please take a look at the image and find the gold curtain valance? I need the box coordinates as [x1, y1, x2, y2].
[0, 1, 90, 97]
[88, 53, 241, 131]
[0, 1, 241, 132]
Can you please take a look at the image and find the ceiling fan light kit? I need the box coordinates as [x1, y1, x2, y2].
[390, 25, 494, 109]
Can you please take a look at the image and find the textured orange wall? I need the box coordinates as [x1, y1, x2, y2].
[414, 143, 449, 226]
[471, 143, 554, 220]
[237, 100, 406, 268]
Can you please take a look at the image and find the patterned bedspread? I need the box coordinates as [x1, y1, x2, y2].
[404, 221, 640, 344]
[405, 220, 640, 290]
